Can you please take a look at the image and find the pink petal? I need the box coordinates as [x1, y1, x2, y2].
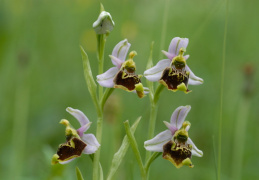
[170, 105, 191, 129]
[168, 37, 189, 56]
[144, 59, 171, 82]
[97, 67, 119, 88]
[66, 107, 90, 127]
[111, 39, 131, 65]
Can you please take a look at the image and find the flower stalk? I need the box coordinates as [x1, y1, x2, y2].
[145, 84, 164, 161]
[93, 34, 106, 180]
[92, 4, 115, 179]
[93, 113, 103, 180]
[144, 152, 162, 174]
[97, 34, 106, 98]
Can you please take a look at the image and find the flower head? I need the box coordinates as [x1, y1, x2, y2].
[93, 8, 115, 35]
[51, 107, 100, 165]
[144, 37, 203, 93]
[144, 105, 203, 168]
[97, 39, 148, 98]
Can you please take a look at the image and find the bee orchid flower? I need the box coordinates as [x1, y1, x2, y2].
[97, 39, 148, 98]
[144, 105, 203, 168]
[51, 107, 100, 165]
[144, 37, 203, 93]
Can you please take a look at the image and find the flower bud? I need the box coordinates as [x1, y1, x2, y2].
[93, 10, 115, 35]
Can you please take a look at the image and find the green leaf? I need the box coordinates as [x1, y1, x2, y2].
[99, 163, 104, 180]
[124, 120, 146, 180]
[80, 46, 100, 113]
[80, 46, 97, 96]
[106, 117, 141, 180]
[75, 167, 84, 180]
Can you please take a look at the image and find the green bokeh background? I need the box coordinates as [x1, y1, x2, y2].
[1, 0, 258, 179]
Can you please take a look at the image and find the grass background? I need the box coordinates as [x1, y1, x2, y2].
[0, 0, 259, 179]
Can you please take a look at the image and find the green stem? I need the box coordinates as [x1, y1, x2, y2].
[124, 121, 147, 180]
[212, 136, 218, 180]
[231, 98, 250, 180]
[89, 155, 104, 180]
[97, 34, 106, 99]
[145, 84, 164, 161]
[145, 102, 158, 162]
[93, 111, 103, 180]
[158, 0, 169, 60]
[93, 89, 115, 180]
[9, 62, 30, 179]
[144, 152, 162, 173]
[93, 89, 114, 180]
[218, 0, 229, 179]
[153, 84, 164, 105]
[100, 88, 114, 110]
[93, 33, 106, 180]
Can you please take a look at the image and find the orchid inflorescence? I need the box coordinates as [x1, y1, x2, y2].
[52, 4, 205, 179]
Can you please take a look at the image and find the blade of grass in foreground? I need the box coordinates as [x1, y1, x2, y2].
[231, 98, 251, 180]
[218, 0, 229, 179]
[107, 117, 141, 180]
[76, 167, 84, 180]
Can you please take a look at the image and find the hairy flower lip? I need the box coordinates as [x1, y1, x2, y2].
[163, 140, 193, 168]
[159, 67, 190, 93]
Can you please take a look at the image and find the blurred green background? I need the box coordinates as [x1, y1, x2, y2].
[1, 0, 259, 179]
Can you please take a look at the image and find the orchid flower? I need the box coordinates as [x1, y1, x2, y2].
[51, 107, 100, 165]
[144, 37, 203, 93]
[144, 105, 203, 168]
[97, 39, 148, 98]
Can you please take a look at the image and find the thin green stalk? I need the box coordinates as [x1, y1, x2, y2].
[97, 34, 106, 99]
[144, 152, 162, 173]
[231, 98, 250, 180]
[192, 0, 225, 43]
[145, 102, 158, 162]
[218, 0, 229, 179]
[158, 0, 169, 60]
[93, 87, 114, 180]
[89, 154, 104, 180]
[100, 88, 114, 110]
[124, 121, 147, 180]
[9, 63, 30, 179]
[153, 84, 164, 105]
[93, 112, 103, 180]
[212, 136, 218, 180]
[145, 0, 168, 162]
[93, 32, 106, 180]
[145, 84, 164, 161]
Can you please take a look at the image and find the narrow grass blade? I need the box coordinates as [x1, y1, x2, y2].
[124, 120, 146, 180]
[107, 117, 141, 180]
[76, 167, 84, 180]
